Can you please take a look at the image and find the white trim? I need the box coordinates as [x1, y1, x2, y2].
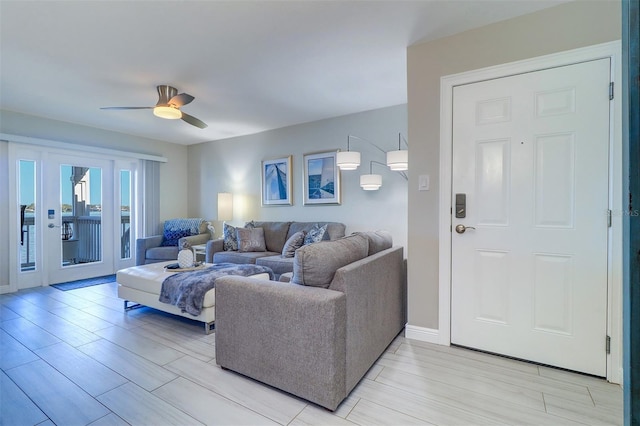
[0, 133, 168, 163]
[439, 41, 622, 383]
[404, 324, 441, 344]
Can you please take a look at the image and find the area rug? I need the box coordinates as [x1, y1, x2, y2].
[51, 274, 117, 291]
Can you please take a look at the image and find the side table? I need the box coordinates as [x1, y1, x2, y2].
[192, 244, 206, 261]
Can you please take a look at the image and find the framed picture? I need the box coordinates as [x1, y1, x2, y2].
[262, 156, 292, 206]
[303, 151, 341, 205]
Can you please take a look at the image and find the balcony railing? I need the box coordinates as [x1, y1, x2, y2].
[20, 214, 130, 270]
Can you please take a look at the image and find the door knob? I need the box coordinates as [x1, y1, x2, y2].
[455, 224, 476, 234]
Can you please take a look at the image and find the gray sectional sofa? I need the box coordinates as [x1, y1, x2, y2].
[214, 231, 406, 410]
[205, 221, 346, 277]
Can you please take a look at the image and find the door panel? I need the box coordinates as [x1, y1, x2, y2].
[45, 154, 114, 284]
[451, 58, 610, 376]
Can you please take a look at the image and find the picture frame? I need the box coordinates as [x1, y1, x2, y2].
[262, 156, 292, 206]
[303, 151, 341, 205]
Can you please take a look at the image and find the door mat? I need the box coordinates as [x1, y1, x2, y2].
[51, 274, 117, 291]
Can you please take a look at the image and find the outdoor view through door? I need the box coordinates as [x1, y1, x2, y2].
[59, 165, 102, 267]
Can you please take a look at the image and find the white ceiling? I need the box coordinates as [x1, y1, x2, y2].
[0, 0, 567, 145]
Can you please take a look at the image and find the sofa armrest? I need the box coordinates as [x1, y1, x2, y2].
[215, 276, 347, 410]
[329, 246, 405, 392]
[135, 235, 163, 265]
[279, 272, 293, 282]
[205, 238, 224, 263]
[180, 232, 210, 248]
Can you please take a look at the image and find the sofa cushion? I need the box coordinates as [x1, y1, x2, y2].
[292, 234, 369, 288]
[303, 223, 327, 245]
[256, 255, 295, 276]
[214, 250, 279, 264]
[223, 223, 239, 251]
[237, 227, 267, 252]
[353, 230, 393, 255]
[282, 231, 305, 258]
[146, 246, 179, 260]
[245, 221, 291, 253]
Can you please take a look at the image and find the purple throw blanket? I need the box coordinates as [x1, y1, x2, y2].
[159, 263, 274, 316]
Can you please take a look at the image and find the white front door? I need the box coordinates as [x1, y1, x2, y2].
[450, 58, 611, 376]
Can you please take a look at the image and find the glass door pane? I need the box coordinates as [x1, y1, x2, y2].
[60, 165, 102, 266]
[120, 170, 131, 259]
[19, 160, 36, 272]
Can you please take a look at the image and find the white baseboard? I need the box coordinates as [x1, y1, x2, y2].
[404, 324, 441, 344]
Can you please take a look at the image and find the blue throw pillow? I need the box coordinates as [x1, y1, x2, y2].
[223, 223, 239, 251]
[303, 223, 327, 245]
[161, 228, 191, 246]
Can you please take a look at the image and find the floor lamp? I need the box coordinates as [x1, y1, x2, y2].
[217, 193, 233, 236]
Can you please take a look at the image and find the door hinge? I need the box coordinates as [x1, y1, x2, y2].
[609, 82, 614, 100]
[606, 335, 611, 354]
[607, 209, 612, 228]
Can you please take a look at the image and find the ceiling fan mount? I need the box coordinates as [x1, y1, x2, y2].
[100, 85, 207, 129]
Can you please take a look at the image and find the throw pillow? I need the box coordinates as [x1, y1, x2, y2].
[353, 230, 393, 255]
[223, 223, 238, 251]
[161, 228, 191, 246]
[281, 231, 305, 258]
[303, 223, 327, 245]
[292, 234, 369, 288]
[237, 227, 267, 252]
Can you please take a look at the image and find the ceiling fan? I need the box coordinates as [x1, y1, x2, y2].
[100, 85, 208, 129]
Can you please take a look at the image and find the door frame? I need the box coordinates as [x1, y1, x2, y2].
[438, 41, 622, 383]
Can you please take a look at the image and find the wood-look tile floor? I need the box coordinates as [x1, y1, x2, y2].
[0, 282, 622, 425]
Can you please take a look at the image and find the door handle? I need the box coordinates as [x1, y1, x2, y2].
[455, 224, 476, 234]
[48, 223, 61, 228]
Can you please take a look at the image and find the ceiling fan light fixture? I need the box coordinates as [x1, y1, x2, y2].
[153, 106, 182, 120]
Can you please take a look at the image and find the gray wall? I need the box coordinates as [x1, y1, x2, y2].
[187, 104, 408, 250]
[406, 0, 622, 330]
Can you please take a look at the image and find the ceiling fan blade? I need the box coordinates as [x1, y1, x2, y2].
[100, 106, 153, 110]
[169, 93, 194, 107]
[181, 112, 208, 129]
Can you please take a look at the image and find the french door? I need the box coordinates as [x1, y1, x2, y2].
[10, 144, 137, 289]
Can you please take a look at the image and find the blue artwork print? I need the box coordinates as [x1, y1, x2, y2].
[307, 157, 335, 199]
[265, 161, 288, 201]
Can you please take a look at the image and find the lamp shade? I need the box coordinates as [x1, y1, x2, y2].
[336, 151, 361, 170]
[360, 174, 382, 191]
[217, 193, 233, 221]
[153, 106, 182, 119]
[386, 149, 408, 171]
